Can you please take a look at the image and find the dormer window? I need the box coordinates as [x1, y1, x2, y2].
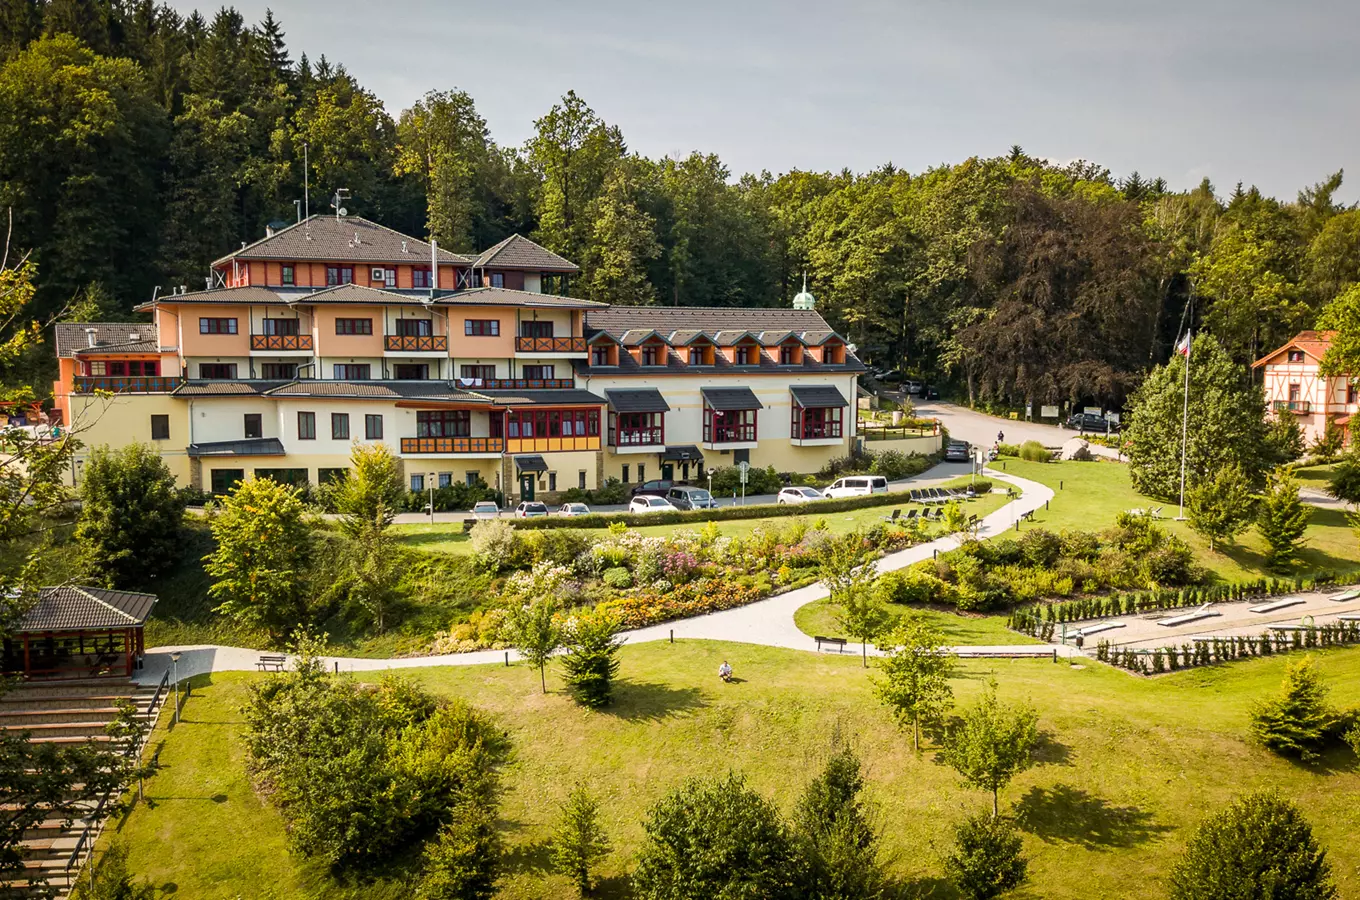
[591, 344, 615, 366]
[641, 344, 663, 366]
[1287, 350, 1304, 363]
[822, 341, 845, 364]
[688, 347, 704, 365]
[734, 345, 754, 365]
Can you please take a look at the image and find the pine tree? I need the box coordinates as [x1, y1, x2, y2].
[792, 745, 884, 900]
[551, 785, 610, 896]
[945, 812, 1027, 900]
[1249, 658, 1336, 760]
[1257, 469, 1311, 572]
[560, 611, 621, 708]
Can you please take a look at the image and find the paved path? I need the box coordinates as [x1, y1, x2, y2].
[916, 401, 1122, 461]
[138, 469, 1073, 685]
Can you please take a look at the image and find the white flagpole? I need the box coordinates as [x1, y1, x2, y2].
[1177, 331, 1191, 520]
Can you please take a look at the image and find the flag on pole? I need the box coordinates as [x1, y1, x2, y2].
[1174, 331, 1192, 358]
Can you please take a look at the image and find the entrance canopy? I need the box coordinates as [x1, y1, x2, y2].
[514, 454, 549, 473]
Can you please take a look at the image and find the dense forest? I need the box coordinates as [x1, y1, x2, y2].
[3, 2, 1359, 409]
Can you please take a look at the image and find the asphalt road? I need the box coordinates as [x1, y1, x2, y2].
[913, 400, 1121, 459]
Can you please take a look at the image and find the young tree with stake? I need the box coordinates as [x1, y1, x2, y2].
[942, 679, 1039, 818]
[508, 596, 563, 693]
[821, 531, 888, 666]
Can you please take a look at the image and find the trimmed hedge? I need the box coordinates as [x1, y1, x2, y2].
[509, 474, 987, 531]
[1097, 620, 1360, 675]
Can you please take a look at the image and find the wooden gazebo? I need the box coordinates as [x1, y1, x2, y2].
[1, 586, 157, 680]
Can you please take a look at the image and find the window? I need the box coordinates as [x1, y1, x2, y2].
[331, 413, 350, 439]
[383, 268, 397, 288]
[1289, 383, 1301, 401]
[261, 318, 299, 336]
[705, 407, 757, 443]
[335, 318, 372, 335]
[319, 468, 347, 484]
[412, 267, 432, 289]
[466, 472, 479, 486]
[592, 345, 611, 366]
[199, 317, 237, 335]
[298, 411, 316, 440]
[198, 363, 237, 379]
[465, 319, 500, 336]
[326, 265, 354, 286]
[491, 272, 504, 288]
[823, 342, 845, 364]
[253, 468, 308, 487]
[779, 345, 795, 365]
[523, 365, 555, 380]
[365, 414, 383, 440]
[1288, 350, 1305, 362]
[410, 474, 425, 492]
[638, 464, 646, 483]
[520, 320, 553, 338]
[416, 410, 471, 437]
[460, 365, 496, 382]
[793, 406, 843, 440]
[210, 468, 245, 495]
[505, 409, 599, 440]
[622, 464, 629, 483]
[150, 414, 169, 440]
[688, 347, 705, 365]
[438, 472, 452, 489]
[260, 363, 297, 379]
[548, 472, 557, 491]
[640, 345, 661, 366]
[579, 470, 587, 490]
[393, 364, 429, 380]
[395, 318, 433, 336]
[282, 265, 295, 286]
[333, 364, 371, 380]
[1349, 386, 1359, 405]
[733, 345, 753, 365]
[612, 411, 663, 446]
[489, 414, 503, 438]
[244, 414, 262, 439]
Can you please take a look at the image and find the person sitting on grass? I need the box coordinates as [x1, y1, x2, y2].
[718, 660, 733, 682]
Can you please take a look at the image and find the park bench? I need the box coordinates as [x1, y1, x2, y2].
[814, 635, 848, 653]
[462, 519, 477, 533]
[256, 654, 287, 672]
[1020, 509, 1036, 522]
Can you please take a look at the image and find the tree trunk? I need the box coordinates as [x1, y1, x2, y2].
[992, 788, 999, 818]
[540, 663, 547, 694]
[912, 715, 919, 753]
[861, 640, 868, 668]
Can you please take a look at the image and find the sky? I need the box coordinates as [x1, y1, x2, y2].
[184, 0, 1360, 202]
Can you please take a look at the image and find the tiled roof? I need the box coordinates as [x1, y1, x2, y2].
[790, 385, 849, 408]
[476, 389, 607, 406]
[1252, 330, 1337, 368]
[134, 286, 285, 311]
[586, 306, 840, 341]
[187, 438, 286, 457]
[300, 284, 431, 305]
[21, 586, 157, 632]
[173, 381, 288, 397]
[263, 381, 488, 401]
[701, 386, 762, 411]
[474, 234, 579, 273]
[435, 287, 604, 309]
[212, 215, 472, 267]
[605, 388, 670, 413]
[54, 323, 157, 358]
[73, 339, 160, 356]
[514, 454, 550, 472]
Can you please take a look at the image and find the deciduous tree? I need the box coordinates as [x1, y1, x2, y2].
[1186, 463, 1255, 551]
[821, 532, 887, 667]
[507, 596, 562, 693]
[75, 443, 184, 588]
[942, 680, 1039, 818]
[945, 812, 1028, 900]
[874, 614, 955, 751]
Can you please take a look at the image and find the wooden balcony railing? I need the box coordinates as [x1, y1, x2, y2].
[400, 437, 505, 454]
[251, 334, 313, 351]
[454, 377, 575, 390]
[515, 336, 586, 353]
[1273, 400, 1312, 414]
[385, 334, 447, 352]
[73, 376, 183, 394]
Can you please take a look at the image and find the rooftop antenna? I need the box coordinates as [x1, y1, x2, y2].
[303, 142, 310, 220]
[331, 187, 350, 221]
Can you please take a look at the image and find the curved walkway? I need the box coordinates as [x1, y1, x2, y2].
[135, 469, 1075, 685]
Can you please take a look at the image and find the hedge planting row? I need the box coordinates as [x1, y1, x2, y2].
[509, 477, 993, 531]
[1095, 621, 1360, 675]
[1007, 570, 1360, 638]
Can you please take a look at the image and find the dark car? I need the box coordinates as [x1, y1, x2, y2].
[629, 479, 674, 498]
[944, 440, 971, 462]
[1066, 412, 1118, 432]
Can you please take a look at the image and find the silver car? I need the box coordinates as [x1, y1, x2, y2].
[557, 502, 591, 517]
[777, 486, 824, 505]
[471, 501, 500, 519]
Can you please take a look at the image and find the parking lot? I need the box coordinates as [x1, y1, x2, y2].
[1056, 587, 1360, 651]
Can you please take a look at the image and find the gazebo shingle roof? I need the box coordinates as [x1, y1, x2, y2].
[21, 586, 157, 632]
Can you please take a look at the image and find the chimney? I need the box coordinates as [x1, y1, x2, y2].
[430, 239, 438, 299]
[265, 224, 276, 238]
[84, 328, 97, 348]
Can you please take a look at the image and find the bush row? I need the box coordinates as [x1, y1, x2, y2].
[1096, 621, 1360, 675]
[510, 473, 986, 530]
[1007, 570, 1360, 638]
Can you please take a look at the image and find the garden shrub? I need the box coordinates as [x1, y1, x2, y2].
[970, 479, 993, 494]
[602, 567, 633, 589]
[1018, 529, 1062, 568]
[995, 443, 1020, 457]
[468, 519, 522, 573]
[1143, 540, 1200, 587]
[870, 449, 931, 481]
[401, 478, 499, 513]
[710, 464, 782, 496]
[1018, 440, 1050, 462]
[873, 567, 950, 606]
[561, 477, 629, 505]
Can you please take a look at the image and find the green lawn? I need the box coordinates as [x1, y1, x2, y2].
[113, 642, 1360, 899]
[991, 458, 1360, 583]
[792, 597, 1039, 646]
[393, 475, 1009, 555]
[1294, 463, 1338, 492]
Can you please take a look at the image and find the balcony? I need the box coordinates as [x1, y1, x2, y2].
[703, 424, 757, 444]
[74, 376, 182, 394]
[610, 428, 665, 454]
[456, 377, 575, 390]
[515, 336, 587, 354]
[1273, 400, 1312, 415]
[400, 436, 505, 455]
[251, 334, 313, 351]
[385, 334, 447, 352]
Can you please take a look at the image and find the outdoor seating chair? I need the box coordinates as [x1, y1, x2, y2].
[902, 509, 919, 521]
[883, 509, 902, 523]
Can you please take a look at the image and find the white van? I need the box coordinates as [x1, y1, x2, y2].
[823, 475, 889, 499]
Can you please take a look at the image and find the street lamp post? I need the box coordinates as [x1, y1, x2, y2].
[170, 651, 182, 724]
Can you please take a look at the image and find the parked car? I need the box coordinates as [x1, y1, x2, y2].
[514, 501, 549, 518]
[1065, 412, 1118, 432]
[904, 380, 923, 394]
[778, 486, 825, 505]
[666, 486, 718, 510]
[823, 475, 889, 499]
[921, 385, 940, 399]
[630, 479, 674, 498]
[944, 440, 971, 462]
[471, 501, 500, 519]
[628, 495, 676, 514]
[878, 369, 905, 384]
[557, 502, 591, 517]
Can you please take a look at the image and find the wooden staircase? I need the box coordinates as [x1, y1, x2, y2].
[0, 677, 164, 898]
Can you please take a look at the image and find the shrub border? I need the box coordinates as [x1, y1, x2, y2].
[1096, 620, 1360, 675]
